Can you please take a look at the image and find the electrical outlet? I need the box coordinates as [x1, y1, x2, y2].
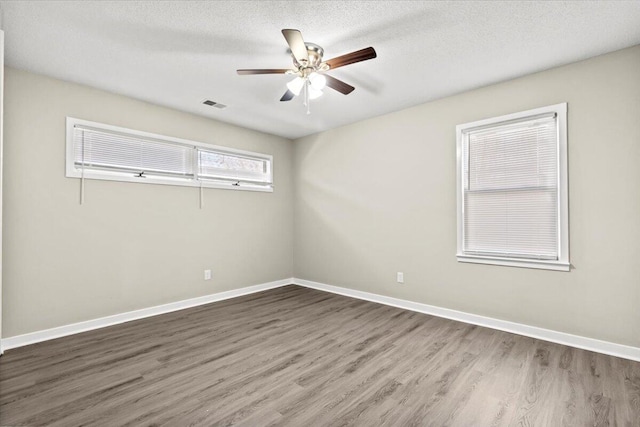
[204, 269, 212, 280]
[397, 272, 404, 284]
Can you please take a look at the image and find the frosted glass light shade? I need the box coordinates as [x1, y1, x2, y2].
[309, 72, 327, 90]
[286, 77, 305, 96]
[308, 85, 323, 100]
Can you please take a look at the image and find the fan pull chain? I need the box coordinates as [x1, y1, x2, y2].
[305, 80, 311, 115]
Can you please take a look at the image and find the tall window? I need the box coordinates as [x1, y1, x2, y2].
[66, 117, 273, 192]
[456, 103, 569, 271]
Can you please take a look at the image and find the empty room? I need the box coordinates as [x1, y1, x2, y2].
[0, 1, 639, 426]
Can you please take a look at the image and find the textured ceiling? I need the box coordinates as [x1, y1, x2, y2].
[2, 1, 640, 139]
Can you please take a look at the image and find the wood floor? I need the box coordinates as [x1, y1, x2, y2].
[1, 285, 639, 426]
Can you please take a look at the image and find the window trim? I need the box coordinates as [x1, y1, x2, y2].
[65, 117, 273, 192]
[456, 103, 569, 271]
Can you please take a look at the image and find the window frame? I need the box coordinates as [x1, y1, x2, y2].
[65, 117, 273, 193]
[456, 103, 569, 271]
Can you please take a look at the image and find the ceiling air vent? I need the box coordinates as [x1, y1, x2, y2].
[202, 100, 227, 109]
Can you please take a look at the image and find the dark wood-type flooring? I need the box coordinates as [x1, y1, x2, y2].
[1, 285, 639, 426]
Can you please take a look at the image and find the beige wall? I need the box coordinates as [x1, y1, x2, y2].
[293, 45, 640, 348]
[4, 45, 640, 348]
[2, 68, 294, 337]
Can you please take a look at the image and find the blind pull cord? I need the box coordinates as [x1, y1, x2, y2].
[199, 180, 204, 209]
[80, 130, 85, 205]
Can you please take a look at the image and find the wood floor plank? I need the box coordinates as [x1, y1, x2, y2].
[1, 285, 639, 426]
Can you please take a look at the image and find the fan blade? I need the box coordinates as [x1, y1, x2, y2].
[325, 75, 355, 95]
[282, 29, 309, 64]
[280, 90, 295, 102]
[325, 47, 377, 70]
[237, 69, 290, 75]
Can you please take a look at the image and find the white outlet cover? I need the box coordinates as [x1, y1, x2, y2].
[204, 269, 212, 280]
[397, 272, 404, 283]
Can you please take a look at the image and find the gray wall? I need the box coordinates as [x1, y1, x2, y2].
[3, 68, 294, 337]
[293, 45, 640, 348]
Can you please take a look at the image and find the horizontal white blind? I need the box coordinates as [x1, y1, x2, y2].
[73, 126, 194, 178]
[198, 149, 270, 184]
[67, 118, 274, 193]
[463, 115, 558, 259]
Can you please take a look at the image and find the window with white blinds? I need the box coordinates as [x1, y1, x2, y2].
[456, 104, 569, 271]
[73, 126, 195, 179]
[66, 117, 273, 193]
[198, 149, 271, 184]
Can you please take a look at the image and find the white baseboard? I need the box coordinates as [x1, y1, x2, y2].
[1, 278, 294, 352]
[4, 276, 639, 363]
[293, 278, 640, 363]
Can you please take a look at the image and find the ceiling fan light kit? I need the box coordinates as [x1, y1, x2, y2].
[308, 84, 323, 100]
[237, 29, 377, 114]
[309, 73, 326, 90]
[286, 77, 305, 96]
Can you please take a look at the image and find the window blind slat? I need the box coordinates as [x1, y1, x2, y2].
[462, 115, 559, 260]
[198, 149, 270, 183]
[74, 127, 194, 178]
[71, 123, 273, 187]
[66, 118, 274, 195]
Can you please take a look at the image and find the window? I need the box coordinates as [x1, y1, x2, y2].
[456, 103, 569, 271]
[66, 117, 272, 192]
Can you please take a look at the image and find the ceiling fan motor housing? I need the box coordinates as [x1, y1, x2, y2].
[294, 43, 324, 73]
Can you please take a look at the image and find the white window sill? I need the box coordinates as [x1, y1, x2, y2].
[457, 254, 570, 271]
[67, 171, 273, 193]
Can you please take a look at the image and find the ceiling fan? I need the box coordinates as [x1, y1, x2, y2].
[237, 29, 377, 113]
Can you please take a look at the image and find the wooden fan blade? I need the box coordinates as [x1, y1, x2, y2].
[237, 69, 290, 75]
[325, 75, 355, 95]
[282, 29, 309, 64]
[325, 47, 377, 70]
[280, 90, 295, 102]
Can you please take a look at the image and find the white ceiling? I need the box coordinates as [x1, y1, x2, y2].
[2, 1, 640, 140]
